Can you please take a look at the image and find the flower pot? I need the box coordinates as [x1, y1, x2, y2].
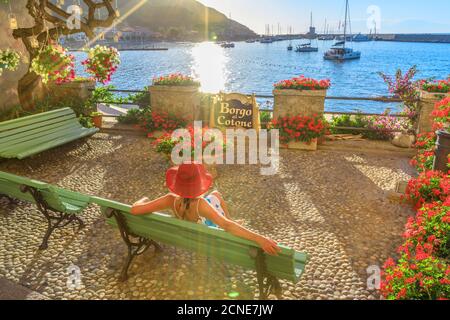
[92, 115, 103, 128]
[149, 85, 201, 121]
[417, 90, 450, 134]
[283, 139, 318, 151]
[433, 130, 450, 173]
[273, 89, 327, 119]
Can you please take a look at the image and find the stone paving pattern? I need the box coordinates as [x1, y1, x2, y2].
[0, 133, 415, 300]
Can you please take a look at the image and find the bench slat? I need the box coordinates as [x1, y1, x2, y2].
[0, 127, 97, 158]
[0, 108, 74, 132]
[0, 121, 81, 150]
[16, 128, 98, 159]
[0, 114, 79, 140]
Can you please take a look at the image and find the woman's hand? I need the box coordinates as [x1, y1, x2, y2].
[257, 237, 282, 256]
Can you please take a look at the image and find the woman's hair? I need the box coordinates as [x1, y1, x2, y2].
[179, 198, 192, 219]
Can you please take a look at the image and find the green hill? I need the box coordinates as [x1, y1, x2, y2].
[116, 0, 257, 41]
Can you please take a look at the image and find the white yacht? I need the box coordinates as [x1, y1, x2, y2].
[324, 0, 361, 61]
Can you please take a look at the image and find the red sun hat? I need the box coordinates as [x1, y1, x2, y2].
[166, 163, 213, 199]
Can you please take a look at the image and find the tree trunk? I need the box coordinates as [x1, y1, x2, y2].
[17, 71, 46, 110]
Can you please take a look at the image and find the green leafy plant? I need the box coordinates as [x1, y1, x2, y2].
[329, 113, 367, 135]
[0, 49, 20, 75]
[117, 107, 148, 124]
[78, 115, 94, 128]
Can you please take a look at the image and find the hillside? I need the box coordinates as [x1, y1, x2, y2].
[116, 0, 257, 41]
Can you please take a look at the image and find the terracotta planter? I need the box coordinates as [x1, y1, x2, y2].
[149, 85, 201, 121]
[91, 115, 103, 128]
[273, 89, 327, 119]
[433, 130, 450, 172]
[283, 139, 318, 151]
[417, 90, 450, 134]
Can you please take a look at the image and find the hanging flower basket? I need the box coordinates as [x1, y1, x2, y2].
[0, 49, 20, 76]
[82, 45, 120, 84]
[31, 44, 75, 84]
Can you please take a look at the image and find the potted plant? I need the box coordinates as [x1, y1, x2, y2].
[91, 111, 103, 129]
[140, 110, 187, 139]
[273, 76, 330, 120]
[82, 45, 120, 84]
[268, 114, 327, 151]
[153, 125, 225, 178]
[431, 97, 450, 172]
[149, 73, 202, 121]
[417, 78, 450, 133]
[0, 49, 20, 76]
[31, 44, 75, 84]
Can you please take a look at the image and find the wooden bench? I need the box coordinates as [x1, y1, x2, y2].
[91, 196, 309, 299]
[0, 171, 309, 299]
[0, 171, 89, 250]
[0, 108, 98, 159]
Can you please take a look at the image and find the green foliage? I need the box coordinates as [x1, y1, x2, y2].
[329, 114, 367, 135]
[117, 107, 149, 124]
[260, 111, 272, 128]
[78, 115, 94, 128]
[0, 49, 20, 75]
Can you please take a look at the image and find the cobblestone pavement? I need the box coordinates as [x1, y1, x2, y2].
[0, 133, 415, 300]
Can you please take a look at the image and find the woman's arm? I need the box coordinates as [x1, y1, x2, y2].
[198, 199, 281, 255]
[130, 194, 173, 216]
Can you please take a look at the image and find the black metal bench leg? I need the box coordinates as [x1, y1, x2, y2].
[105, 208, 163, 282]
[253, 249, 283, 300]
[19, 185, 86, 251]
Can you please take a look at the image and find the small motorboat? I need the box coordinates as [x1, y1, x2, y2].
[287, 44, 293, 51]
[221, 42, 235, 48]
[295, 42, 318, 52]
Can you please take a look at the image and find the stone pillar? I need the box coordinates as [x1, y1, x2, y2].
[47, 79, 96, 115]
[417, 90, 450, 134]
[149, 85, 201, 121]
[273, 89, 327, 119]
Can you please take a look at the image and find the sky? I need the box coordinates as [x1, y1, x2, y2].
[198, 0, 450, 34]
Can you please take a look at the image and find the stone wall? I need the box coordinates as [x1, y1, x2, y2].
[417, 90, 450, 133]
[0, 0, 33, 113]
[273, 89, 327, 119]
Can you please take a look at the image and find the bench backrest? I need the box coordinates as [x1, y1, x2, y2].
[91, 196, 308, 283]
[0, 171, 90, 214]
[0, 108, 81, 150]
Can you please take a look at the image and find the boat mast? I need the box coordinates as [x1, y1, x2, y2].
[343, 0, 348, 49]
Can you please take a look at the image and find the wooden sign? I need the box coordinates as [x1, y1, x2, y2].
[210, 93, 260, 131]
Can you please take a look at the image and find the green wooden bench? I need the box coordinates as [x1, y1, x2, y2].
[0, 171, 89, 250]
[90, 196, 309, 299]
[0, 108, 98, 159]
[0, 171, 309, 299]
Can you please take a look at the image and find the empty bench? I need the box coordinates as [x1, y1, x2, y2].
[91, 196, 309, 299]
[0, 171, 89, 250]
[0, 108, 98, 159]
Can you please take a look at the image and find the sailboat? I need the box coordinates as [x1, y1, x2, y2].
[287, 26, 293, 51]
[324, 0, 361, 61]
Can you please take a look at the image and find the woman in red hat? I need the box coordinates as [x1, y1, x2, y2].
[131, 163, 281, 255]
